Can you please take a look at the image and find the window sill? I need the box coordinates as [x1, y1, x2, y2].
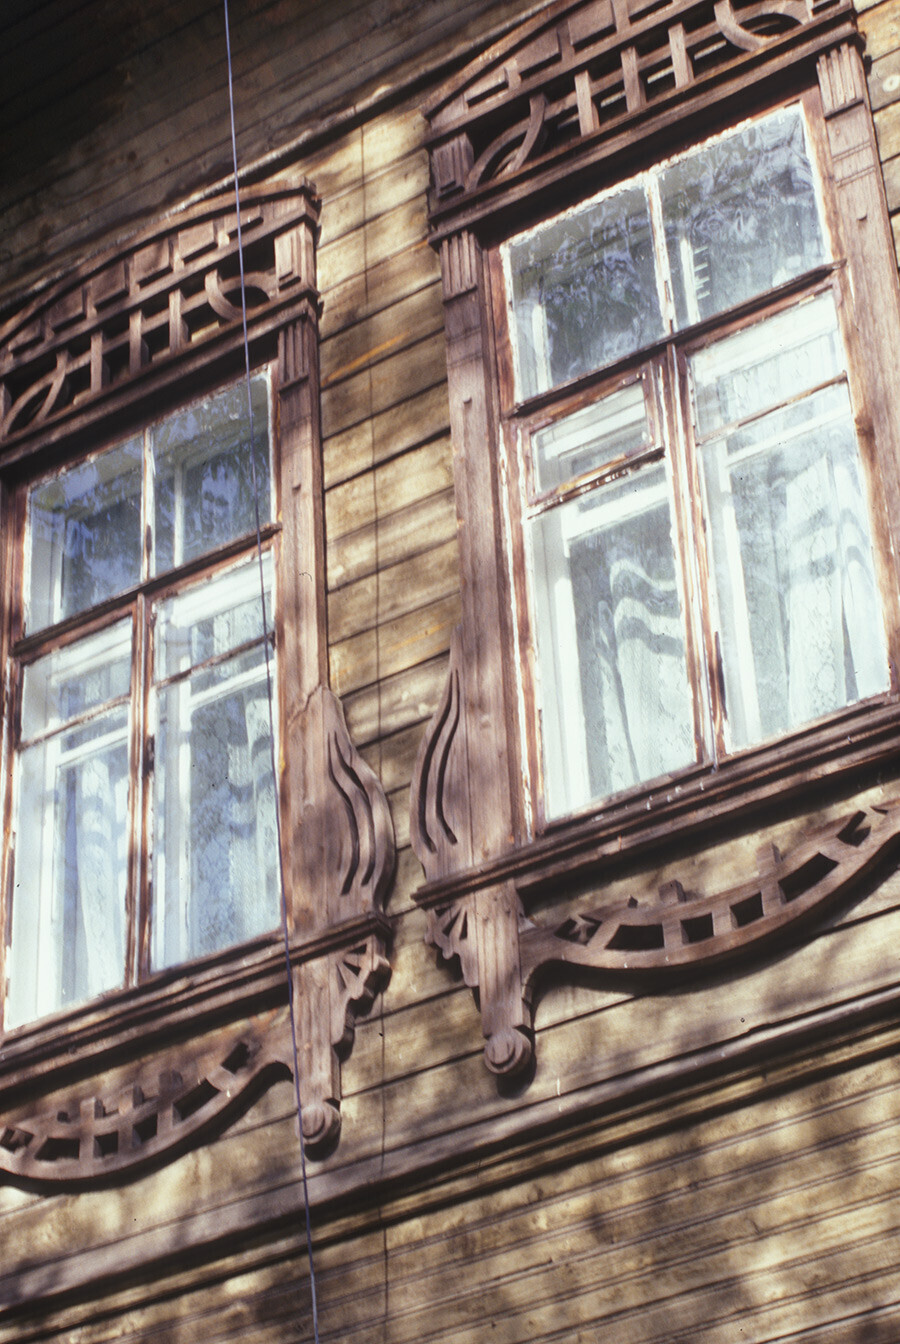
[0, 910, 389, 1108]
[415, 695, 900, 909]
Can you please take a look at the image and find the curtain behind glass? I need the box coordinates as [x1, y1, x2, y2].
[151, 556, 278, 970]
[694, 295, 888, 748]
[8, 623, 131, 1026]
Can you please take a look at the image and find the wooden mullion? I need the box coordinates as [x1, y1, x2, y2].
[131, 594, 150, 988]
[0, 476, 18, 1032]
[670, 338, 723, 764]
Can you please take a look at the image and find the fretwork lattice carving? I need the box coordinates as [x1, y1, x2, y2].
[425, 0, 856, 236]
[0, 184, 319, 455]
[0, 922, 391, 1184]
[415, 800, 900, 1074]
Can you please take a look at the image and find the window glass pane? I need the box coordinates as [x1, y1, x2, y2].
[506, 184, 664, 399]
[152, 375, 270, 574]
[26, 438, 143, 631]
[660, 106, 827, 329]
[8, 626, 131, 1027]
[151, 555, 278, 970]
[691, 291, 843, 437]
[532, 380, 650, 494]
[154, 553, 274, 681]
[21, 619, 132, 741]
[529, 460, 695, 816]
[694, 308, 888, 750]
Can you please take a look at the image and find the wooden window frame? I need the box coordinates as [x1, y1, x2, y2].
[489, 91, 900, 830]
[411, 0, 900, 1077]
[0, 184, 395, 1182]
[4, 374, 281, 1022]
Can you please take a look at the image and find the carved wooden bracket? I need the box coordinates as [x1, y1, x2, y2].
[0, 921, 391, 1185]
[413, 794, 900, 1075]
[425, 0, 857, 238]
[287, 684, 395, 1151]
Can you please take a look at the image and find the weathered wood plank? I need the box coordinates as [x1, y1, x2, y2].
[325, 435, 453, 544]
[387, 843, 426, 912]
[320, 332, 447, 441]
[361, 720, 429, 795]
[323, 383, 450, 490]
[321, 237, 439, 343]
[328, 535, 459, 644]
[320, 281, 444, 391]
[859, 0, 900, 61]
[330, 591, 461, 697]
[874, 101, 900, 159]
[869, 46, 900, 110]
[343, 653, 449, 747]
[328, 485, 457, 591]
[318, 193, 430, 295]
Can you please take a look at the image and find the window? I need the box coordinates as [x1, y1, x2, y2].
[5, 376, 279, 1027]
[498, 101, 893, 820]
[0, 183, 394, 1172]
[413, 0, 900, 1079]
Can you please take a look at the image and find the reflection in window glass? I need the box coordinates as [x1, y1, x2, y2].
[532, 381, 649, 494]
[8, 622, 132, 1027]
[151, 556, 278, 971]
[153, 375, 270, 573]
[26, 440, 143, 632]
[506, 184, 664, 399]
[529, 413, 694, 816]
[693, 299, 888, 749]
[504, 105, 828, 402]
[661, 106, 827, 329]
[10, 374, 278, 1028]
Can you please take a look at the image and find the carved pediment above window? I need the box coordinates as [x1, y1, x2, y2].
[0, 184, 319, 459]
[425, 0, 857, 237]
[417, 0, 900, 1081]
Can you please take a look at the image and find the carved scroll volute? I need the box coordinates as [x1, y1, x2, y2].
[423, 884, 532, 1078]
[292, 685, 395, 930]
[293, 936, 390, 1152]
[475, 883, 531, 1075]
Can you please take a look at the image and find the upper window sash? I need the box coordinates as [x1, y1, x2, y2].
[501, 102, 830, 402]
[22, 374, 273, 636]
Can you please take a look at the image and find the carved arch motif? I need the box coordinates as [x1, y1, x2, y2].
[425, 0, 858, 238]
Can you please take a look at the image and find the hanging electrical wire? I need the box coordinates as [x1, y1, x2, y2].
[222, 3, 322, 1339]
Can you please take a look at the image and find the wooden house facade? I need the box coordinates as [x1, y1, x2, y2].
[2, 0, 900, 1338]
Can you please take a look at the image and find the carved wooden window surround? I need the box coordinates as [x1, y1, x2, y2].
[412, 0, 900, 1076]
[0, 184, 395, 1185]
